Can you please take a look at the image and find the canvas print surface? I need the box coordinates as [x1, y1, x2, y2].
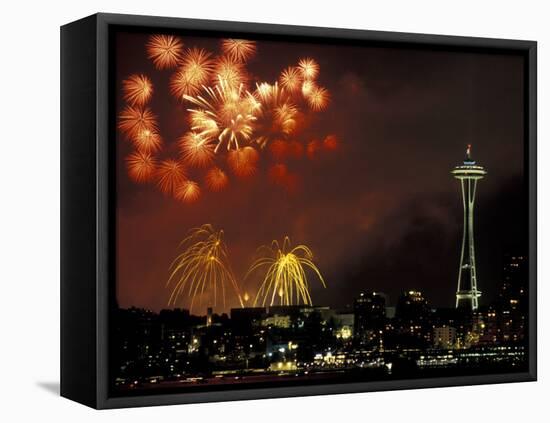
[112, 29, 528, 396]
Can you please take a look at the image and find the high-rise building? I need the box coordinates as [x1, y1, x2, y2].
[353, 292, 386, 346]
[452, 144, 487, 310]
[498, 254, 527, 342]
[395, 290, 432, 346]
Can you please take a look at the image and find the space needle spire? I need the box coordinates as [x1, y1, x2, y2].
[451, 145, 487, 310]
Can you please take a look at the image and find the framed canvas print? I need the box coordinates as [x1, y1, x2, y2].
[60, 13, 537, 409]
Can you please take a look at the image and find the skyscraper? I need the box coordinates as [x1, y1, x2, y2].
[452, 145, 487, 310]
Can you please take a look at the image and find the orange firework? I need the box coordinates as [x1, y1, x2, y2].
[323, 134, 339, 151]
[133, 128, 162, 153]
[279, 67, 303, 93]
[227, 146, 259, 178]
[269, 139, 289, 161]
[122, 74, 153, 106]
[221, 39, 257, 62]
[213, 56, 247, 88]
[117, 106, 158, 140]
[298, 57, 320, 80]
[205, 167, 229, 192]
[146, 34, 184, 70]
[254, 82, 298, 148]
[306, 139, 321, 159]
[268, 163, 288, 185]
[175, 180, 201, 203]
[178, 132, 215, 168]
[170, 48, 214, 98]
[184, 79, 259, 152]
[126, 151, 157, 183]
[307, 86, 330, 111]
[183, 48, 214, 82]
[156, 159, 187, 195]
[288, 140, 304, 159]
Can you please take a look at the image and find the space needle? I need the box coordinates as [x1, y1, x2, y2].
[452, 145, 487, 311]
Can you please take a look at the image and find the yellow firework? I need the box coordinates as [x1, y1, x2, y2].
[122, 74, 153, 106]
[307, 86, 330, 111]
[156, 159, 187, 195]
[178, 132, 215, 168]
[167, 225, 243, 311]
[170, 48, 214, 98]
[221, 39, 257, 62]
[117, 106, 158, 140]
[253, 82, 298, 148]
[175, 180, 201, 203]
[213, 56, 247, 88]
[301, 80, 315, 97]
[246, 236, 326, 307]
[298, 57, 320, 80]
[279, 66, 303, 94]
[133, 128, 162, 153]
[183, 78, 260, 152]
[126, 151, 157, 183]
[146, 34, 184, 70]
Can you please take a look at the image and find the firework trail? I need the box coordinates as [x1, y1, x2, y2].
[246, 236, 326, 307]
[167, 225, 243, 311]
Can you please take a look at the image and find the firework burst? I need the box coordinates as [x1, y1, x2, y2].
[156, 159, 187, 195]
[205, 167, 229, 192]
[221, 39, 257, 62]
[146, 34, 184, 70]
[213, 56, 247, 88]
[246, 236, 326, 307]
[126, 151, 157, 182]
[323, 134, 339, 151]
[253, 82, 298, 148]
[307, 86, 330, 111]
[122, 74, 153, 106]
[184, 79, 259, 152]
[178, 132, 215, 168]
[227, 146, 259, 178]
[133, 128, 162, 153]
[117, 106, 158, 140]
[279, 66, 303, 93]
[298, 58, 320, 80]
[175, 180, 201, 203]
[170, 48, 214, 98]
[167, 225, 243, 311]
[269, 139, 289, 161]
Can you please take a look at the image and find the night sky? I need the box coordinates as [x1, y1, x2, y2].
[115, 30, 526, 313]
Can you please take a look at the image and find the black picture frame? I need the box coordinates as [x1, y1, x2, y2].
[61, 12, 537, 409]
